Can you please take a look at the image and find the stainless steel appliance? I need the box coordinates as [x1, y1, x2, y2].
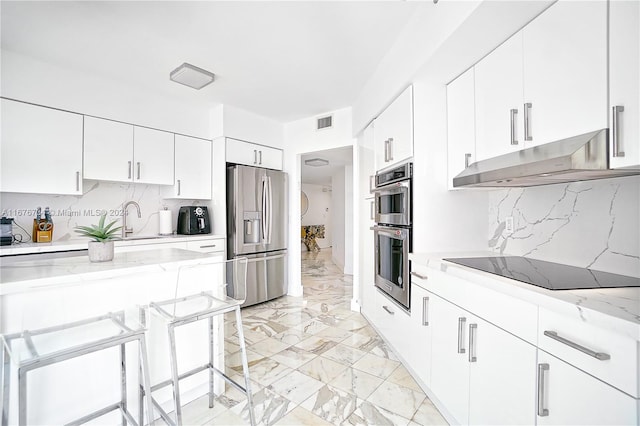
[372, 162, 412, 310]
[177, 206, 211, 235]
[1, 217, 13, 246]
[444, 256, 640, 290]
[227, 164, 288, 307]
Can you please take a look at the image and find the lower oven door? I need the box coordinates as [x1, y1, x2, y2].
[372, 225, 410, 310]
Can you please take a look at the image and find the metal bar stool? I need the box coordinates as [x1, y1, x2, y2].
[1, 311, 154, 426]
[146, 257, 255, 426]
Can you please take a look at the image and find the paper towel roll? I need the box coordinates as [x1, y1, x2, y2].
[158, 210, 173, 235]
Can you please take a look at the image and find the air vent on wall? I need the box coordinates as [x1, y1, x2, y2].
[316, 115, 333, 130]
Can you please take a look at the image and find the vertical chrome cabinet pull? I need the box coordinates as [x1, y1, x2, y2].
[543, 331, 610, 360]
[537, 363, 550, 417]
[76, 171, 80, 191]
[612, 106, 625, 157]
[136, 162, 141, 180]
[457, 317, 466, 354]
[388, 137, 394, 161]
[468, 323, 478, 362]
[464, 153, 472, 168]
[259, 150, 263, 165]
[370, 201, 375, 220]
[177, 179, 181, 196]
[382, 305, 395, 315]
[510, 108, 519, 145]
[384, 140, 389, 162]
[253, 149, 258, 164]
[422, 297, 429, 326]
[128, 161, 132, 179]
[524, 103, 533, 141]
[369, 175, 375, 193]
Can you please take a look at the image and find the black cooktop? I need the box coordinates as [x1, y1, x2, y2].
[443, 256, 640, 290]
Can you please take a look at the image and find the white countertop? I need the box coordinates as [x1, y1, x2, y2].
[0, 248, 217, 295]
[410, 252, 640, 335]
[0, 234, 225, 256]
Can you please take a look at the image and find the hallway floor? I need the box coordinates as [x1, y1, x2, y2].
[179, 249, 448, 425]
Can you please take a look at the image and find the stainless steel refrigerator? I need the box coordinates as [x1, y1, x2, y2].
[226, 164, 288, 307]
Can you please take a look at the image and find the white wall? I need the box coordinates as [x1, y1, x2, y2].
[344, 164, 354, 275]
[283, 107, 356, 297]
[211, 104, 284, 148]
[331, 168, 346, 271]
[301, 183, 332, 250]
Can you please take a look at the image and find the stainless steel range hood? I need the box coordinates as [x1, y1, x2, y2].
[453, 129, 640, 188]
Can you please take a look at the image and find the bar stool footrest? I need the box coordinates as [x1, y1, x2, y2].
[64, 402, 139, 426]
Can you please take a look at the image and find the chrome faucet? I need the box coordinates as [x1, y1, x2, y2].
[122, 201, 141, 238]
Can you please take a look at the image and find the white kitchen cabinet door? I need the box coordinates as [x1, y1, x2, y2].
[447, 67, 477, 189]
[374, 290, 412, 356]
[406, 282, 432, 386]
[84, 116, 133, 182]
[1, 99, 83, 195]
[165, 135, 212, 200]
[474, 33, 524, 161]
[468, 316, 537, 425]
[429, 293, 471, 425]
[609, 0, 640, 169]
[226, 138, 283, 170]
[359, 123, 376, 321]
[536, 351, 638, 425]
[132, 126, 174, 185]
[374, 86, 413, 170]
[523, 0, 608, 147]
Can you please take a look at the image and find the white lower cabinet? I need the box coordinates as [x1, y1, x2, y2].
[406, 282, 432, 386]
[536, 351, 638, 425]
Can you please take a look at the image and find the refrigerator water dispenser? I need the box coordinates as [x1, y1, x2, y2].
[243, 211, 261, 244]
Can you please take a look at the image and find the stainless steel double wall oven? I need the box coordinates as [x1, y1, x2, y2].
[372, 161, 412, 310]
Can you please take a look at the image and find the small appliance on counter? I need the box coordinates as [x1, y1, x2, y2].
[0, 217, 13, 246]
[177, 206, 211, 235]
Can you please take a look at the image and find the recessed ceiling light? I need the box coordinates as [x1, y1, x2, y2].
[170, 63, 215, 90]
[304, 158, 329, 167]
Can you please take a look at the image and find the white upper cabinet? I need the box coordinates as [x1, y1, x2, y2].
[164, 135, 212, 200]
[84, 116, 174, 184]
[83, 116, 133, 182]
[374, 85, 413, 170]
[609, 0, 640, 169]
[1, 99, 83, 195]
[522, 0, 608, 147]
[226, 138, 283, 170]
[474, 33, 524, 161]
[132, 127, 174, 185]
[447, 67, 477, 189]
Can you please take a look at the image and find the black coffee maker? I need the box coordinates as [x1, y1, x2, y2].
[177, 206, 211, 235]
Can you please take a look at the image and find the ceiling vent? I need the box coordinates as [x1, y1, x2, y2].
[305, 158, 329, 167]
[316, 115, 333, 130]
[170, 63, 215, 90]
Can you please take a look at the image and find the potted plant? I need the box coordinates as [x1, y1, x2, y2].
[74, 213, 122, 262]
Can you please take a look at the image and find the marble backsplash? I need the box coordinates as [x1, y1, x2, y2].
[488, 175, 640, 277]
[0, 181, 206, 243]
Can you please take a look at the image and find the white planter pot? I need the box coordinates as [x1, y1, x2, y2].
[88, 241, 114, 262]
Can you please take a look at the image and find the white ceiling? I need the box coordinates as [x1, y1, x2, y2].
[1, 1, 421, 123]
[302, 146, 353, 186]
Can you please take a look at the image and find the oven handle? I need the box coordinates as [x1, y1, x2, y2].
[371, 226, 409, 239]
[371, 180, 411, 193]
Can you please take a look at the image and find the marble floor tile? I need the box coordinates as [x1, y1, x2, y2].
[249, 337, 292, 357]
[335, 316, 371, 333]
[366, 381, 426, 420]
[328, 367, 384, 400]
[271, 328, 313, 346]
[411, 398, 448, 425]
[322, 343, 367, 366]
[314, 325, 354, 341]
[225, 348, 266, 373]
[353, 325, 380, 338]
[294, 335, 340, 355]
[231, 385, 294, 426]
[247, 358, 294, 387]
[344, 400, 411, 426]
[296, 356, 348, 382]
[351, 353, 401, 379]
[268, 370, 325, 405]
[300, 384, 359, 424]
[387, 364, 422, 392]
[271, 345, 318, 369]
[209, 408, 247, 425]
[273, 406, 333, 426]
[292, 318, 330, 335]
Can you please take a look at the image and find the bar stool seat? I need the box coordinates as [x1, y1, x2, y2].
[146, 257, 255, 426]
[1, 311, 153, 426]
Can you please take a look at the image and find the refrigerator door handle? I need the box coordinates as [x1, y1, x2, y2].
[261, 176, 268, 241]
[267, 175, 273, 244]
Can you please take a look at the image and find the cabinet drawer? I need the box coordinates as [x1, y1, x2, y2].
[538, 307, 639, 398]
[374, 289, 412, 355]
[185, 239, 224, 253]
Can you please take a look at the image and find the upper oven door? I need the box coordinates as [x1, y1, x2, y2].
[373, 180, 411, 226]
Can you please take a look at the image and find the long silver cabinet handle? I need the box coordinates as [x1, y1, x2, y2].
[382, 305, 395, 315]
[177, 179, 181, 196]
[370, 201, 375, 220]
[76, 171, 80, 191]
[457, 317, 466, 354]
[537, 363, 549, 417]
[422, 297, 429, 326]
[199, 244, 218, 249]
[388, 137, 394, 161]
[128, 161, 132, 179]
[136, 162, 141, 180]
[410, 271, 428, 280]
[469, 323, 478, 362]
[510, 108, 519, 145]
[384, 140, 389, 162]
[524, 103, 533, 141]
[543, 330, 610, 360]
[259, 150, 263, 165]
[464, 153, 472, 168]
[254, 149, 258, 164]
[612, 106, 625, 157]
